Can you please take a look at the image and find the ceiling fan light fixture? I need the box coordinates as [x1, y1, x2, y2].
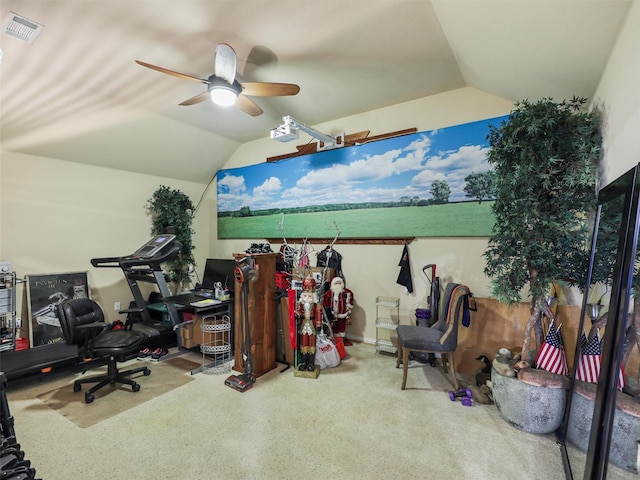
[136, 43, 298, 116]
[208, 77, 238, 107]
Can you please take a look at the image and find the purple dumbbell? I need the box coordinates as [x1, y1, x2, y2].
[449, 387, 472, 406]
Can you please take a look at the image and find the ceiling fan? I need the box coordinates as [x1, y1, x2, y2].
[135, 43, 300, 117]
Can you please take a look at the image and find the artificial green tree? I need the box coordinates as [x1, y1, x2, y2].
[483, 97, 602, 364]
[146, 185, 196, 292]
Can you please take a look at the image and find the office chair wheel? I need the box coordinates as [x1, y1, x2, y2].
[143, 368, 151, 376]
[132, 382, 140, 392]
[73, 382, 82, 392]
[85, 392, 95, 404]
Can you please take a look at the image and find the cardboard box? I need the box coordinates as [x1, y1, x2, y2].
[181, 336, 196, 349]
[179, 322, 195, 348]
[181, 322, 194, 340]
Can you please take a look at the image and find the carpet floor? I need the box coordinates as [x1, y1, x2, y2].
[4, 343, 634, 479]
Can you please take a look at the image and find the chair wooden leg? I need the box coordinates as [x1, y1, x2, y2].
[441, 353, 449, 373]
[401, 347, 409, 390]
[396, 344, 401, 368]
[447, 352, 459, 390]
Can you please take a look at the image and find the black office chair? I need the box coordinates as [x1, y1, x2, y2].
[57, 298, 150, 403]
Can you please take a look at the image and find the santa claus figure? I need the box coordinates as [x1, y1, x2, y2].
[323, 276, 354, 345]
[296, 276, 323, 371]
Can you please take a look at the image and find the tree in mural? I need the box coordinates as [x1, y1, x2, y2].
[464, 171, 496, 204]
[430, 179, 451, 204]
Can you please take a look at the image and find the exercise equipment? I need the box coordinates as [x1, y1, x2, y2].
[1, 372, 42, 480]
[423, 264, 440, 325]
[449, 387, 473, 406]
[225, 256, 258, 392]
[411, 264, 440, 366]
[90, 235, 183, 346]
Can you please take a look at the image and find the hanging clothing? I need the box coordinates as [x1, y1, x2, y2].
[278, 244, 296, 272]
[298, 240, 310, 269]
[316, 247, 344, 278]
[396, 244, 413, 293]
[462, 294, 471, 327]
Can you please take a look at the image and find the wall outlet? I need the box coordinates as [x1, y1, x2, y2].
[114, 301, 121, 311]
[15, 316, 21, 328]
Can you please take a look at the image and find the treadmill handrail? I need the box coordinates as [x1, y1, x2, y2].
[91, 256, 123, 268]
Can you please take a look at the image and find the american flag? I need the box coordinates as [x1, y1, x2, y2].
[576, 331, 600, 383]
[535, 320, 568, 375]
[575, 330, 626, 389]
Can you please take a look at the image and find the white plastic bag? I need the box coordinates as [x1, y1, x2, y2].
[314, 334, 341, 369]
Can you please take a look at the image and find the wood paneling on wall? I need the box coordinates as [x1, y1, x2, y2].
[455, 298, 639, 382]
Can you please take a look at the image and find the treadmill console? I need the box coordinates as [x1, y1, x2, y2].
[129, 234, 176, 259]
[91, 234, 180, 269]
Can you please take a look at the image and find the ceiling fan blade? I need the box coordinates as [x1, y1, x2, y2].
[135, 60, 207, 83]
[179, 92, 211, 106]
[241, 82, 300, 97]
[214, 43, 237, 85]
[236, 94, 263, 117]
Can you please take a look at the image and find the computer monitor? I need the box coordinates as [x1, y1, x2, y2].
[201, 258, 236, 295]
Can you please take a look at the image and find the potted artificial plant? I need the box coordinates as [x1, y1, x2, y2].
[146, 185, 196, 293]
[483, 97, 602, 433]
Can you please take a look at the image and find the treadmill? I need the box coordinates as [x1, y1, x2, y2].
[91, 235, 183, 347]
[0, 236, 184, 382]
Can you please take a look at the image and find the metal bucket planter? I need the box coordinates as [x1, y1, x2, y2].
[566, 380, 640, 474]
[492, 367, 569, 434]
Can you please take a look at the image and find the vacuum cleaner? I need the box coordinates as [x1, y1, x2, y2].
[225, 255, 258, 392]
[414, 264, 439, 366]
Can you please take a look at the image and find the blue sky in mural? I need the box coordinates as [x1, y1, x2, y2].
[217, 115, 507, 212]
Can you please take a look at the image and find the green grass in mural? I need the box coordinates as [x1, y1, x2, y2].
[217, 201, 495, 238]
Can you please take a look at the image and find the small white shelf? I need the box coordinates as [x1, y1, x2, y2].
[375, 340, 397, 354]
[375, 296, 399, 355]
[376, 296, 400, 308]
[376, 321, 397, 330]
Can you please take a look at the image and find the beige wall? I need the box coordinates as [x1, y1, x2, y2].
[594, 0, 640, 187]
[2, 1, 639, 353]
[212, 0, 640, 348]
[211, 87, 514, 343]
[0, 151, 211, 326]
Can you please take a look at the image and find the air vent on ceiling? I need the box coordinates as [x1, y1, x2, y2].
[2, 12, 44, 44]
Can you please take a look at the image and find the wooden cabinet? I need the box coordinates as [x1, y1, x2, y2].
[233, 253, 277, 377]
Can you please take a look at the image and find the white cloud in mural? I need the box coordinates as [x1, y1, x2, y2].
[217, 174, 246, 193]
[254, 177, 282, 196]
[216, 174, 249, 211]
[296, 148, 403, 189]
[217, 117, 502, 211]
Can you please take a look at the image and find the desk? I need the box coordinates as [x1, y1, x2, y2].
[161, 294, 234, 374]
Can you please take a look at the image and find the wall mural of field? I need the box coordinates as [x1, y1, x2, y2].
[216, 115, 508, 239]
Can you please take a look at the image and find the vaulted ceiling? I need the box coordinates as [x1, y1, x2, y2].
[0, 1, 632, 183]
